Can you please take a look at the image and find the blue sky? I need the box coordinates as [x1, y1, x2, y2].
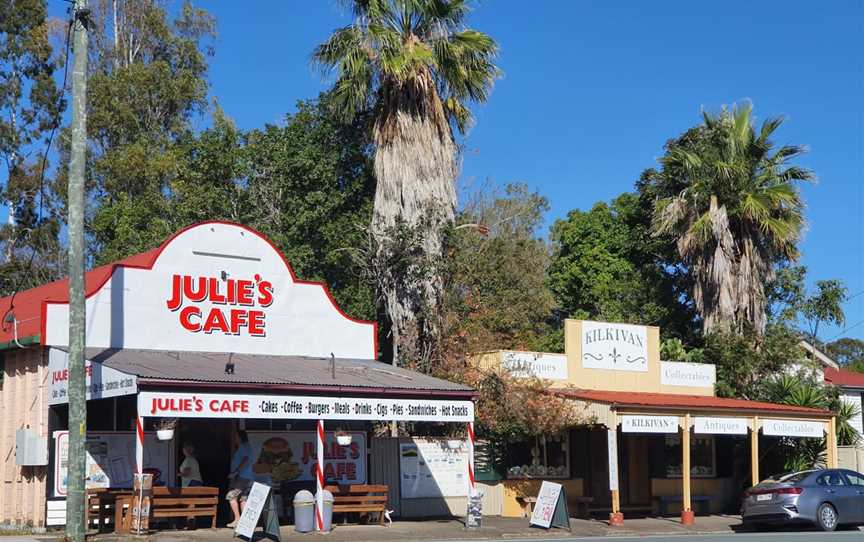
[25, 0, 864, 341]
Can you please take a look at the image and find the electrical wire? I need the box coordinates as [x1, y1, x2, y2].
[3, 7, 75, 326]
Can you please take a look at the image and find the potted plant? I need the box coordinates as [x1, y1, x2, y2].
[156, 418, 178, 441]
[334, 430, 352, 446]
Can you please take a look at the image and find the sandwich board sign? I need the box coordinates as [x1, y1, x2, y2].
[529, 481, 571, 531]
[235, 481, 281, 541]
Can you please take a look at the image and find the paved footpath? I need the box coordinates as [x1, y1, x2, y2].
[10, 516, 863, 541]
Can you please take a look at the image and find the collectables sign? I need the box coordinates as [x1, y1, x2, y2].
[762, 419, 825, 438]
[139, 391, 474, 423]
[48, 348, 137, 406]
[660, 361, 716, 388]
[620, 415, 679, 433]
[693, 416, 748, 435]
[502, 351, 568, 380]
[581, 321, 648, 372]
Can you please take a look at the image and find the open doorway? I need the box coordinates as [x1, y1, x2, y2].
[176, 419, 234, 523]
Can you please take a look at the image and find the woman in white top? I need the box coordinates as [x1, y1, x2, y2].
[179, 443, 203, 487]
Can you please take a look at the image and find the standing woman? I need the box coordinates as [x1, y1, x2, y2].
[226, 429, 254, 528]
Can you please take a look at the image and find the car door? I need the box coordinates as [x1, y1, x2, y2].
[815, 470, 857, 523]
[840, 470, 864, 523]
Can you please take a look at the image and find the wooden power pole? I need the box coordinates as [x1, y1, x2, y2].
[66, 1, 89, 540]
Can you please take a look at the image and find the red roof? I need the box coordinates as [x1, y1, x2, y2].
[558, 389, 830, 416]
[825, 367, 864, 388]
[0, 248, 161, 346]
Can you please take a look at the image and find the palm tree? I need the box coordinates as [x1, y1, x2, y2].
[652, 103, 813, 337]
[313, 0, 498, 365]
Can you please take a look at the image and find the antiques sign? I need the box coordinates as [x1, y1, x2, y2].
[502, 351, 568, 380]
[581, 321, 648, 372]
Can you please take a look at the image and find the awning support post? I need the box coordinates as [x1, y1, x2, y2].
[466, 421, 477, 527]
[826, 417, 838, 468]
[681, 413, 694, 525]
[750, 416, 759, 487]
[608, 411, 623, 526]
[135, 416, 145, 474]
[315, 419, 325, 532]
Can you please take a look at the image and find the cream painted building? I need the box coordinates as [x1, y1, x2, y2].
[474, 320, 838, 525]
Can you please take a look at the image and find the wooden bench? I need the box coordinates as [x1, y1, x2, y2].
[118, 486, 218, 533]
[324, 484, 389, 525]
[655, 495, 711, 516]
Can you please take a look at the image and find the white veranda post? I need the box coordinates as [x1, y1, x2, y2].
[467, 422, 476, 498]
[135, 416, 145, 473]
[316, 419, 325, 531]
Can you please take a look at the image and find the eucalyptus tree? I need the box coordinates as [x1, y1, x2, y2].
[650, 104, 812, 337]
[0, 0, 65, 293]
[313, 0, 498, 365]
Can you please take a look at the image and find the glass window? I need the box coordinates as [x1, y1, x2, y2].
[816, 472, 846, 486]
[506, 433, 569, 479]
[844, 471, 864, 486]
[664, 434, 715, 477]
[774, 471, 814, 484]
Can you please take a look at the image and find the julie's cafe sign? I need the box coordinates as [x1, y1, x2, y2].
[42, 222, 377, 359]
[166, 273, 274, 336]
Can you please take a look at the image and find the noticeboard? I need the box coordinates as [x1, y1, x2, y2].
[529, 481, 571, 531]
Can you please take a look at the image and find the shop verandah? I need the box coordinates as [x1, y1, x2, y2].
[49, 346, 479, 532]
[544, 389, 835, 524]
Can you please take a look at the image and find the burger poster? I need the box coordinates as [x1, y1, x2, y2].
[247, 431, 367, 484]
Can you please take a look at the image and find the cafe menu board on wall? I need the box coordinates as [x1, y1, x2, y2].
[53, 431, 174, 497]
[400, 439, 468, 498]
[246, 431, 367, 485]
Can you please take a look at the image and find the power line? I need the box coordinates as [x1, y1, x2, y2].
[3, 10, 74, 319]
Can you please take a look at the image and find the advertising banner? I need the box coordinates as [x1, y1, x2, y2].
[140, 391, 474, 423]
[48, 348, 137, 406]
[247, 431, 367, 485]
[660, 361, 716, 388]
[693, 416, 748, 435]
[400, 439, 468, 498]
[762, 419, 825, 438]
[502, 351, 568, 380]
[53, 431, 174, 497]
[620, 415, 679, 433]
[581, 321, 648, 372]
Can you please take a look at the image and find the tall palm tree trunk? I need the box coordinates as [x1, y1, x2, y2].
[372, 80, 458, 367]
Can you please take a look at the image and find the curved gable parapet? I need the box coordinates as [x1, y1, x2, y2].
[44, 222, 377, 359]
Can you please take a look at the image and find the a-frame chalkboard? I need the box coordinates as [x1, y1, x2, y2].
[529, 481, 572, 532]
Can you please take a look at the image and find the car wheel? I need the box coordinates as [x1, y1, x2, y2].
[816, 503, 838, 532]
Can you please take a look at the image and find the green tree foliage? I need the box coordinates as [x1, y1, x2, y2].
[826, 337, 864, 372]
[442, 183, 556, 356]
[313, 0, 499, 367]
[706, 325, 807, 400]
[548, 192, 696, 341]
[0, 0, 65, 294]
[648, 103, 813, 338]
[54, 0, 215, 264]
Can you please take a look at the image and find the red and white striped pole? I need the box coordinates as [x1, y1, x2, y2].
[135, 416, 145, 473]
[315, 419, 325, 531]
[467, 421, 476, 498]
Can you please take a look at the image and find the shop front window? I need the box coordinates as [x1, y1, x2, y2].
[506, 432, 569, 479]
[664, 434, 715, 477]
